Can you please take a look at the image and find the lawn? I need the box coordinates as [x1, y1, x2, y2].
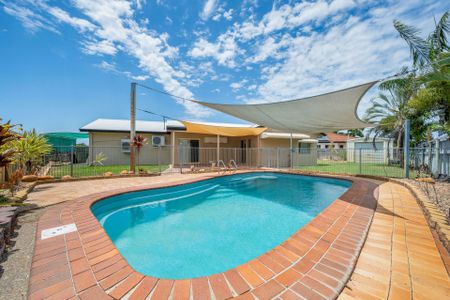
[48, 164, 169, 178]
[296, 160, 414, 178]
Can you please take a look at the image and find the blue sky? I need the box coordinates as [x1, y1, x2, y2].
[1, 0, 449, 133]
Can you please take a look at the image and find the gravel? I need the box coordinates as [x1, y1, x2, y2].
[405, 179, 450, 220]
[0, 208, 46, 300]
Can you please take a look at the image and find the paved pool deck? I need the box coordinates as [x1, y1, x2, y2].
[25, 172, 450, 299]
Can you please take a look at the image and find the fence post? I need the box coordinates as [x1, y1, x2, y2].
[359, 148, 362, 174]
[70, 146, 74, 177]
[158, 146, 161, 174]
[277, 148, 279, 169]
[403, 119, 411, 178]
[433, 139, 440, 175]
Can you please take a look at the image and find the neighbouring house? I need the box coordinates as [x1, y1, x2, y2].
[317, 133, 354, 149]
[79, 118, 318, 168]
[346, 137, 394, 164]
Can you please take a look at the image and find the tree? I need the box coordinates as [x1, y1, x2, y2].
[340, 129, 364, 137]
[392, 12, 450, 135]
[6, 130, 52, 174]
[0, 119, 21, 168]
[365, 76, 413, 148]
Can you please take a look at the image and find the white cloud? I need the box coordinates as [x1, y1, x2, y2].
[212, 8, 234, 22]
[223, 9, 233, 21]
[82, 39, 117, 55]
[230, 79, 248, 91]
[3, 3, 59, 33]
[200, 0, 217, 21]
[4, 0, 212, 117]
[47, 7, 96, 32]
[189, 0, 357, 66]
[189, 32, 240, 67]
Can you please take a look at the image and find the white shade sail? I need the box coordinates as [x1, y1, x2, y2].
[194, 81, 377, 134]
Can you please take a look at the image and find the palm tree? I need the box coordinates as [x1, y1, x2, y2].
[365, 83, 411, 148]
[394, 12, 449, 69]
[393, 12, 450, 135]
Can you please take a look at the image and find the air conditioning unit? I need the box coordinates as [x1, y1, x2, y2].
[152, 135, 165, 146]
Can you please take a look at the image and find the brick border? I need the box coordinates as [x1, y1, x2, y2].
[28, 172, 379, 299]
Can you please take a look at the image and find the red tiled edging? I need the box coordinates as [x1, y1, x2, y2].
[28, 172, 379, 299]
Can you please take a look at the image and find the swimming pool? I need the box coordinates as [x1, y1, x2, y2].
[91, 172, 351, 279]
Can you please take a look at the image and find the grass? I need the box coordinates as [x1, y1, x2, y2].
[296, 160, 414, 178]
[48, 164, 169, 178]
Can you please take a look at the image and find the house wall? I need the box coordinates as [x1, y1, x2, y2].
[89, 132, 171, 166]
[172, 132, 257, 166]
[317, 142, 347, 149]
[88, 131, 317, 167]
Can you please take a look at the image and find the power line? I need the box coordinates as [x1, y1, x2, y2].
[136, 83, 201, 104]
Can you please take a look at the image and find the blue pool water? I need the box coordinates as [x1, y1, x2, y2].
[91, 172, 351, 279]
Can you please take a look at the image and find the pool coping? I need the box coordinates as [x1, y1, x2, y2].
[28, 171, 379, 300]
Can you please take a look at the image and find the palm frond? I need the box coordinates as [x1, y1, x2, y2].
[432, 11, 450, 53]
[394, 20, 430, 67]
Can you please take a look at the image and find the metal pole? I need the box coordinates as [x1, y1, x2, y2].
[290, 133, 293, 169]
[217, 135, 220, 163]
[171, 132, 176, 169]
[277, 148, 279, 169]
[130, 82, 137, 173]
[70, 145, 74, 177]
[359, 148, 362, 174]
[404, 119, 410, 178]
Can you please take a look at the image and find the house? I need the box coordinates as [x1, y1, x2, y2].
[317, 133, 354, 149]
[346, 137, 394, 164]
[79, 118, 318, 168]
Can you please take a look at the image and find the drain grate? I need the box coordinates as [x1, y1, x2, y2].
[41, 223, 77, 240]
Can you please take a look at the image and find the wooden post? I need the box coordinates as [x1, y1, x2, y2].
[130, 82, 136, 173]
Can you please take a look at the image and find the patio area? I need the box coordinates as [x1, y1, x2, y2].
[21, 172, 450, 299]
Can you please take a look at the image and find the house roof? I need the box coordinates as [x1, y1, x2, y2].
[79, 118, 185, 133]
[79, 118, 260, 134]
[317, 133, 353, 143]
[326, 132, 353, 143]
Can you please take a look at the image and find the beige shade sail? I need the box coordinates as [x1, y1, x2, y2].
[180, 121, 267, 137]
[193, 81, 377, 134]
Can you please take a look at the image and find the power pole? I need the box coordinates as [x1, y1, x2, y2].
[403, 119, 410, 178]
[130, 82, 136, 173]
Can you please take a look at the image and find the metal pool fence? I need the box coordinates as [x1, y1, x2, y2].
[1, 144, 448, 182]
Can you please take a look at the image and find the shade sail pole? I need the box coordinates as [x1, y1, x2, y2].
[171, 131, 176, 168]
[130, 82, 136, 173]
[403, 119, 410, 178]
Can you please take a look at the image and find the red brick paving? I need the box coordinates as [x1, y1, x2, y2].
[28, 172, 380, 299]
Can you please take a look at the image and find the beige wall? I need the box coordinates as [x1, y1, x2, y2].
[89, 132, 171, 166]
[88, 131, 317, 167]
[172, 132, 257, 166]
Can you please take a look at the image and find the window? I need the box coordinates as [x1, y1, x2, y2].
[325, 145, 329, 149]
[298, 142, 311, 154]
[121, 139, 130, 153]
[339, 145, 344, 149]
